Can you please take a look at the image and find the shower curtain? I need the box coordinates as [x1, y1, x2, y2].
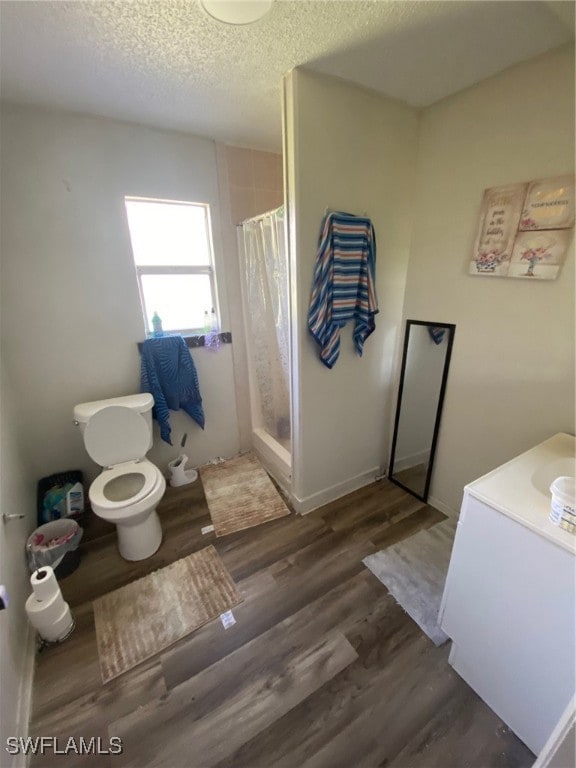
[238, 206, 290, 445]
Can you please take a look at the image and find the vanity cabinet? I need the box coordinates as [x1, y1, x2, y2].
[439, 433, 576, 755]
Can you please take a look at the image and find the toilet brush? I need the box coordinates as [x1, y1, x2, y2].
[168, 454, 198, 487]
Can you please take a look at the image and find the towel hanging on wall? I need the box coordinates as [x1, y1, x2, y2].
[140, 336, 205, 445]
[308, 210, 378, 369]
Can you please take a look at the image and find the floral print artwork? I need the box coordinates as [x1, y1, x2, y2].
[470, 183, 527, 276]
[508, 230, 573, 279]
[470, 176, 574, 279]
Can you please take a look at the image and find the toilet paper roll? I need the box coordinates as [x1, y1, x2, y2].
[26, 590, 66, 627]
[37, 604, 74, 643]
[26, 598, 62, 629]
[31, 566, 60, 602]
[26, 594, 73, 641]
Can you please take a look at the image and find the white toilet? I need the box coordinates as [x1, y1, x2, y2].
[73, 393, 166, 561]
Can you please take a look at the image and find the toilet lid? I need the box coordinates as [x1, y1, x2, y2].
[83, 406, 149, 466]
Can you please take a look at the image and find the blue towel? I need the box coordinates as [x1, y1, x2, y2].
[428, 327, 446, 345]
[140, 336, 205, 445]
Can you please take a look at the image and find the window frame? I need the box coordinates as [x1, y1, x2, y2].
[125, 196, 218, 336]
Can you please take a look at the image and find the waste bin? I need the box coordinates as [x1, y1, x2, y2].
[26, 519, 83, 579]
[37, 470, 84, 526]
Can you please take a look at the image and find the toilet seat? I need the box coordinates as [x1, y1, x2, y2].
[90, 460, 161, 510]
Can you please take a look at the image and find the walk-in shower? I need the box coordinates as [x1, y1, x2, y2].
[237, 205, 291, 488]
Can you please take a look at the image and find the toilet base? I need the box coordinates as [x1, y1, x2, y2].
[116, 509, 162, 561]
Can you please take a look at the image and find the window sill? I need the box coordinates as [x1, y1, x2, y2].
[137, 331, 232, 352]
[181, 331, 232, 348]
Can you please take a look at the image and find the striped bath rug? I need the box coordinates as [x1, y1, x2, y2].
[93, 546, 242, 683]
[200, 452, 290, 537]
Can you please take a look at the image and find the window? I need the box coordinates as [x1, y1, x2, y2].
[124, 196, 218, 335]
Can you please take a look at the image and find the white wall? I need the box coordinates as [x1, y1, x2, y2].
[284, 69, 420, 511]
[404, 45, 575, 514]
[0, 362, 36, 757]
[0, 104, 241, 484]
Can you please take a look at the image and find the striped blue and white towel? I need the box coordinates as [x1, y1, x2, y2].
[308, 211, 378, 369]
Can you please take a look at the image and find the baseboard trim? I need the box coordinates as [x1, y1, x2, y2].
[293, 466, 380, 515]
[12, 622, 35, 768]
[393, 450, 430, 472]
[428, 494, 459, 519]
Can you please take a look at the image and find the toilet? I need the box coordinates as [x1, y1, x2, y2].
[73, 393, 166, 561]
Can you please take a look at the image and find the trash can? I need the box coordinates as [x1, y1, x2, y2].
[37, 470, 85, 526]
[26, 519, 83, 579]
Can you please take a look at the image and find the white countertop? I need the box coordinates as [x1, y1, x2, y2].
[466, 433, 576, 554]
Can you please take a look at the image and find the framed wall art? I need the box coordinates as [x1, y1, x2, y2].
[469, 183, 528, 276]
[508, 229, 573, 280]
[469, 175, 575, 280]
[519, 176, 575, 231]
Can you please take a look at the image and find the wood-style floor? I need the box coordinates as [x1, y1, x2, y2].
[390, 464, 428, 498]
[29, 477, 535, 768]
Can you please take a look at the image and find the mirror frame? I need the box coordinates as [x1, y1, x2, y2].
[388, 319, 456, 502]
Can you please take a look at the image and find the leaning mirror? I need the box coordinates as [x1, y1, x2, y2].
[389, 320, 456, 502]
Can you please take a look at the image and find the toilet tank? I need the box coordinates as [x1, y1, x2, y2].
[74, 393, 154, 448]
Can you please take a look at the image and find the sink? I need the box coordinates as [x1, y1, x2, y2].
[532, 457, 576, 496]
[467, 433, 576, 552]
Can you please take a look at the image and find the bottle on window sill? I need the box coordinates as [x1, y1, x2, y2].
[205, 308, 221, 352]
[203, 310, 210, 334]
[152, 311, 164, 337]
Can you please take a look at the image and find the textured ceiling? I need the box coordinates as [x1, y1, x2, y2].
[0, 1, 573, 151]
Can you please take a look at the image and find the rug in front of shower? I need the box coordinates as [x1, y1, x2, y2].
[200, 452, 290, 537]
[93, 545, 242, 683]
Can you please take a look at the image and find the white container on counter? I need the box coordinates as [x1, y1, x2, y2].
[550, 476, 576, 533]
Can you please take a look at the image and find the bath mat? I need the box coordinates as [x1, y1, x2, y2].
[363, 516, 457, 646]
[93, 546, 242, 683]
[200, 452, 290, 537]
